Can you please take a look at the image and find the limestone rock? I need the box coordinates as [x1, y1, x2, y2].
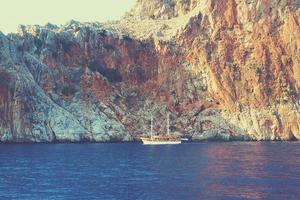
[0, 0, 299, 142]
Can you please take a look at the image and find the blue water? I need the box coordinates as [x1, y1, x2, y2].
[0, 142, 300, 200]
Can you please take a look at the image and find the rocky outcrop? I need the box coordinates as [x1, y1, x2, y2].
[0, 0, 299, 142]
[125, 0, 199, 20]
[0, 28, 131, 142]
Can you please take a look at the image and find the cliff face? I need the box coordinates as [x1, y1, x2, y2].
[0, 0, 299, 142]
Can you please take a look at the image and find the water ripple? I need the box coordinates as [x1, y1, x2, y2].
[0, 142, 300, 199]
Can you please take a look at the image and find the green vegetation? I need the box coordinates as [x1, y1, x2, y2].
[34, 37, 42, 55]
[161, 24, 170, 30]
[17, 45, 24, 52]
[113, 94, 122, 105]
[123, 35, 133, 42]
[86, 91, 92, 98]
[266, 73, 273, 80]
[180, 0, 189, 4]
[99, 30, 107, 37]
[88, 62, 98, 72]
[169, 0, 177, 7]
[149, 14, 155, 20]
[288, 89, 298, 96]
[139, 41, 148, 49]
[103, 43, 115, 51]
[51, 50, 58, 59]
[170, 125, 177, 132]
[283, 99, 289, 104]
[60, 40, 73, 52]
[62, 84, 77, 96]
[34, 37, 42, 49]
[255, 66, 263, 74]
[0, 73, 10, 86]
[266, 87, 272, 95]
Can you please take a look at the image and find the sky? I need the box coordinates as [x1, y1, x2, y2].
[0, 0, 135, 34]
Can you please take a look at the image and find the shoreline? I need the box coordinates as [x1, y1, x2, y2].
[0, 139, 299, 145]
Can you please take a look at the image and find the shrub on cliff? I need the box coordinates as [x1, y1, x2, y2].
[99, 30, 107, 37]
[123, 35, 133, 42]
[102, 43, 115, 51]
[266, 87, 273, 96]
[255, 66, 263, 74]
[149, 14, 155, 20]
[287, 88, 298, 97]
[61, 84, 77, 96]
[34, 37, 43, 55]
[58, 39, 73, 52]
[169, 0, 176, 7]
[180, 0, 189, 4]
[17, 45, 24, 52]
[0, 73, 10, 86]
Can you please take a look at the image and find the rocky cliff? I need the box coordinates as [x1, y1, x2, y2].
[0, 0, 299, 142]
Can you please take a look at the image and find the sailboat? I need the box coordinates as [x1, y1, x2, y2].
[140, 113, 181, 145]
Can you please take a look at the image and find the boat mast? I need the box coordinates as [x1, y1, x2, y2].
[167, 112, 170, 136]
[150, 115, 153, 140]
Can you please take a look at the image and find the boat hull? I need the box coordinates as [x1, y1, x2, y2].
[141, 138, 181, 145]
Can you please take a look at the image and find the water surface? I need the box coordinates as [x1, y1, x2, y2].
[0, 142, 300, 200]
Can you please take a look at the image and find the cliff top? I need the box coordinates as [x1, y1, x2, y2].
[11, 0, 207, 41]
[11, 0, 300, 42]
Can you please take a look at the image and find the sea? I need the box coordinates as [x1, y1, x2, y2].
[0, 142, 300, 200]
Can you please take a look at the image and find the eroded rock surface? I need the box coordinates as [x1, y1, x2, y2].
[0, 0, 299, 142]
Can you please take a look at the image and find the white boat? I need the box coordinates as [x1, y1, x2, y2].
[140, 113, 181, 145]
